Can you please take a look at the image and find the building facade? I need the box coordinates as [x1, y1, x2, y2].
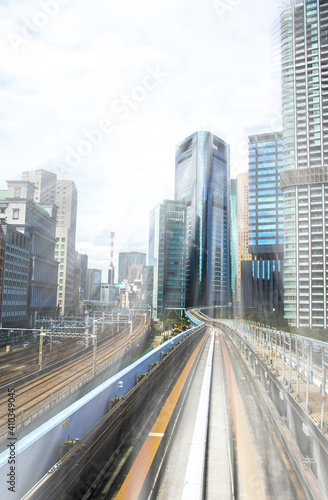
[280, 0, 328, 327]
[77, 253, 88, 301]
[175, 131, 230, 306]
[148, 200, 187, 319]
[243, 132, 284, 314]
[248, 133, 284, 255]
[118, 252, 146, 284]
[85, 269, 102, 301]
[230, 179, 238, 303]
[54, 180, 78, 315]
[22, 169, 56, 204]
[3, 180, 58, 324]
[0, 223, 30, 327]
[236, 172, 252, 303]
[22, 170, 78, 316]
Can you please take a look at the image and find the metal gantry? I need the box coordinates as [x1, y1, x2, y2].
[37, 323, 97, 375]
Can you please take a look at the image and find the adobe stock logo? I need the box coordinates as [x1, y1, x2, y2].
[64, 65, 168, 168]
[8, 0, 72, 52]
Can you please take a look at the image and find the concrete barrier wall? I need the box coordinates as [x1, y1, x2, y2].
[226, 324, 328, 499]
[0, 326, 201, 500]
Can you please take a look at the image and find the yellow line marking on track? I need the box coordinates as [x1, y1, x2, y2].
[114, 333, 207, 500]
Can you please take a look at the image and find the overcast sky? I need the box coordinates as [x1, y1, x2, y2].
[0, 0, 286, 279]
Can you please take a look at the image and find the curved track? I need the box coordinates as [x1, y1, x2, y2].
[22, 326, 207, 500]
[0, 318, 147, 438]
[0, 324, 116, 386]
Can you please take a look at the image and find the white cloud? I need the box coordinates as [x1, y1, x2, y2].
[0, 0, 285, 277]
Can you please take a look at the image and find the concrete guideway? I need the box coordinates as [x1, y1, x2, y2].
[114, 330, 209, 500]
[220, 333, 266, 500]
[152, 326, 233, 500]
[219, 329, 304, 500]
[156, 318, 303, 499]
[8, 306, 318, 500]
[224, 319, 328, 433]
[188, 308, 314, 499]
[0, 324, 202, 500]
[181, 328, 214, 500]
[218, 319, 328, 500]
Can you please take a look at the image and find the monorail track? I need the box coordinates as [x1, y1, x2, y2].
[23, 327, 207, 499]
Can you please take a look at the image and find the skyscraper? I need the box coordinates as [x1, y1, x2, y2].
[280, 0, 328, 328]
[230, 179, 238, 303]
[22, 170, 78, 316]
[236, 172, 252, 303]
[248, 132, 284, 255]
[242, 132, 284, 314]
[148, 200, 187, 319]
[175, 131, 230, 306]
[54, 179, 77, 315]
[118, 252, 146, 283]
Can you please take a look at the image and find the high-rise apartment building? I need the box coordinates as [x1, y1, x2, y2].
[175, 131, 230, 306]
[230, 179, 238, 303]
[280, 0, 328, 327]
[242, 133, 284, 314]
[237, 172, 252, 303]
[148, 200, 187, 319]
[22, 170, 78, 316]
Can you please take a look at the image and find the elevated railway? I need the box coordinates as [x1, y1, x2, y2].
[2, 309, 327, 499]
[0, 316, 148, 447]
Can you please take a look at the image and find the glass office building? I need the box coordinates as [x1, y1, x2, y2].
[280, 0, 328, 328]
[148, 200, 187, 319]
[249, 132, 284, 255]
[237, 172, 252, 303]
[243, 132, 284, 314]
[175, 131, 230, 306]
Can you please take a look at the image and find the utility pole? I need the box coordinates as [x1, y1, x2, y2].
[92, 318, 97, 376]
[38, 327, 44, 370]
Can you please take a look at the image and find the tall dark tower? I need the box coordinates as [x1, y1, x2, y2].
[175, 131, 230, 307]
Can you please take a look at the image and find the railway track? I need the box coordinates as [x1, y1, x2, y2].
[0, 318, 147, 440]
[0, 323, 117, 386]
[22, 326, 207, 499]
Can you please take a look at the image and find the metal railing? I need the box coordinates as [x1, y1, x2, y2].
[223, 319, 328, 431]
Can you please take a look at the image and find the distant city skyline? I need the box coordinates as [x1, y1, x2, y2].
[0, 0, 285, 276]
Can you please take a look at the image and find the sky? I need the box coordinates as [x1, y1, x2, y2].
[0, 0, 286, 279]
